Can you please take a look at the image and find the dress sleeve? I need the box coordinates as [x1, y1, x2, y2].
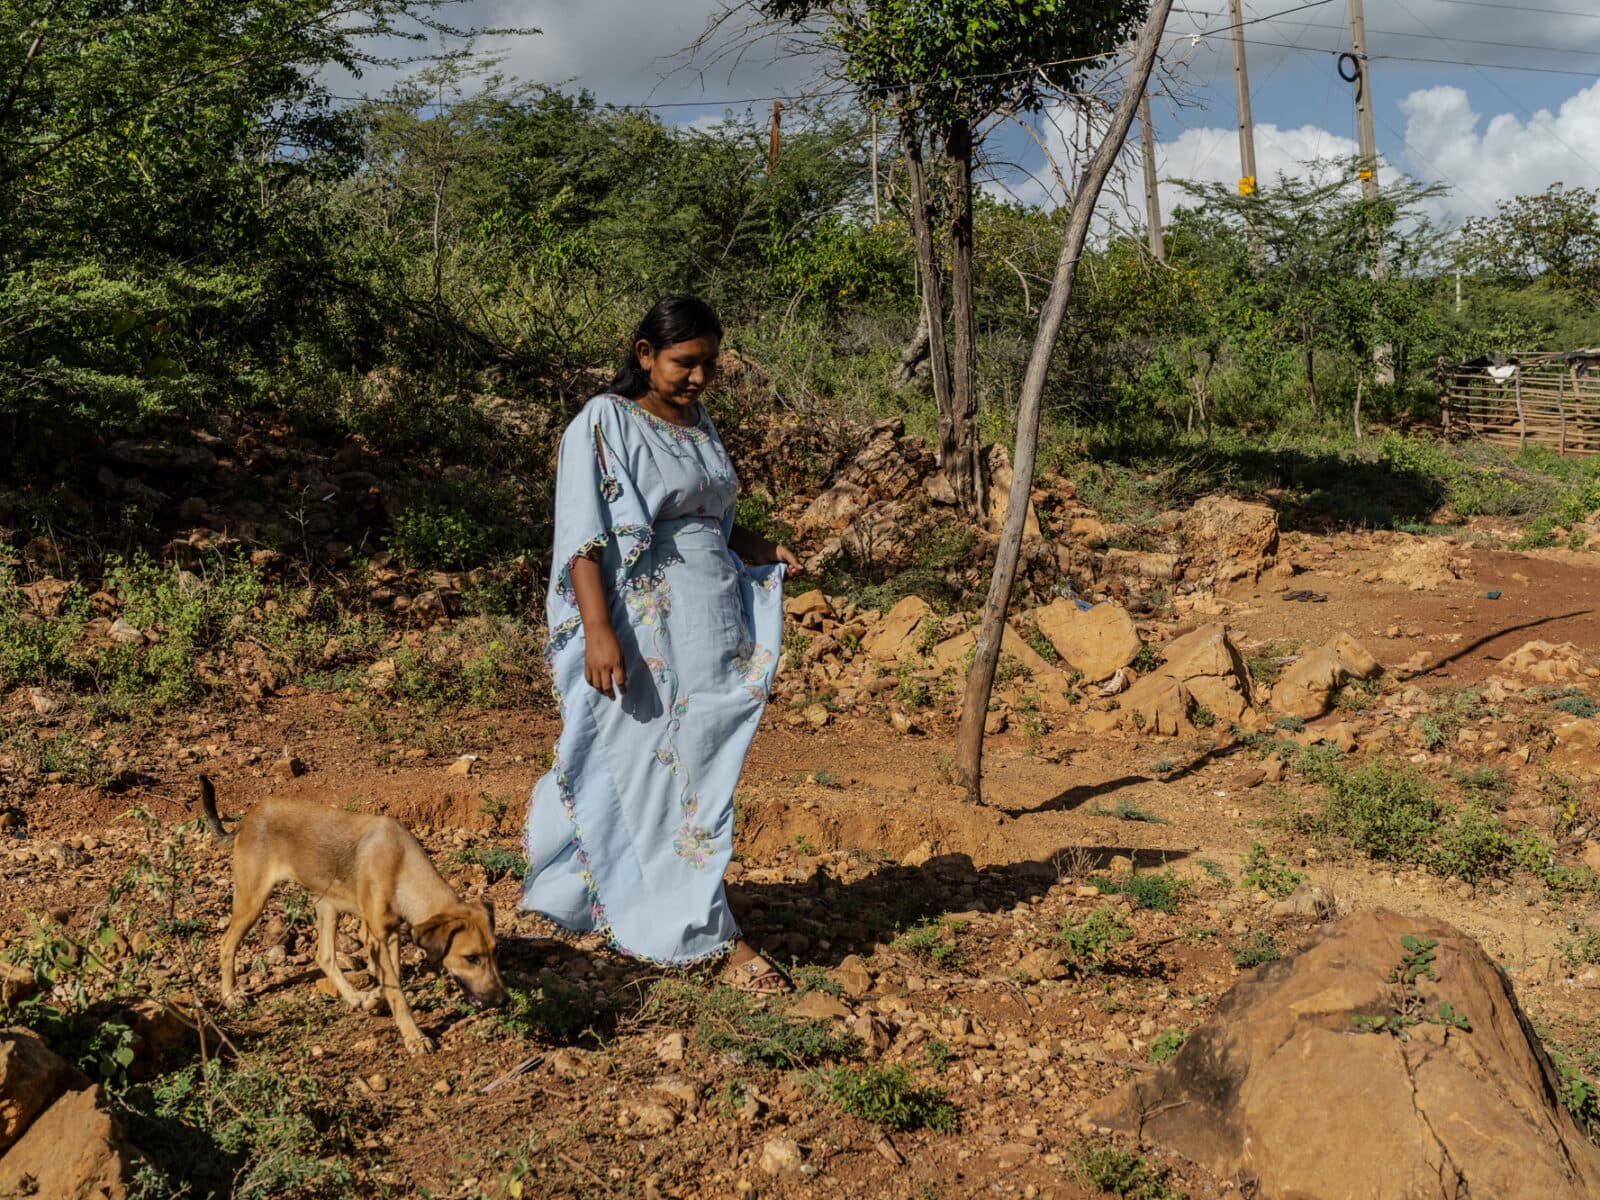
[546, 399, 653, 630]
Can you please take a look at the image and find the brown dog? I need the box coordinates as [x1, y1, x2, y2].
[199, 776, 507, 1053]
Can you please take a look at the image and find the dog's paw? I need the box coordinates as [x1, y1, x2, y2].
[403, 1033, 436, 1056]
[358, 989, 385, 1014]
[220, 989, 246, 1010]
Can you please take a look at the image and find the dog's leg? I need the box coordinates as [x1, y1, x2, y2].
[372, 927, 434, 1054]
[313, 900, 378, 1011]
[217, 863, 274, 1009]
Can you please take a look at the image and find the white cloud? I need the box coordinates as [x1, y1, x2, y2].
[1151, 121, 1361, 217]
[1397, 82, 1600, 224]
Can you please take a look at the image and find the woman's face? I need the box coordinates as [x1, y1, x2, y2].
[638, 335, 720, 410]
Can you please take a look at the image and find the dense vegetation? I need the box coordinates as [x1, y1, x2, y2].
[5, 0, 1600, 564]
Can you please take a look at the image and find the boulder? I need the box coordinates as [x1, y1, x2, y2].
[1093, 908, 1600, 1199]
[783, 590, 832, 620]
[1271, 632, 1382, 719]
[1117, 624, 1254, 733]
[1182, 496, 1279, 585]
[983, 444, 1042, 537]
[0, 1081, 142, 1199]
[1033, 601, 1141, 683]
[1100, 549, 1180, 583]
[1500, 640, 1585, 684]
[1380, 538, 1467, 591]
[864, 595, 933, 662]
[837, 419, 931, 502]
[797, 480, 868, 532]
[931, 625, 1056, 679]
[0, 1028, 80, 1153]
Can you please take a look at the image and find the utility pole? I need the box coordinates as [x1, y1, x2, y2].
[1348, 0, 1394, 382]
[1138, 88, 1164, 261]
[768, 100, 782, 175]
[1228, 0, 1261, 257]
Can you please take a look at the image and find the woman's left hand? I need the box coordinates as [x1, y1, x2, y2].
[773, 544, 803, 577]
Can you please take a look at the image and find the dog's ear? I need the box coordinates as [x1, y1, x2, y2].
[414, 914, 462, 963]
[481, 900, 495, 932]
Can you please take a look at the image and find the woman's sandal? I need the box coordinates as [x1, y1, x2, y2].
[721, 953, 793, 996]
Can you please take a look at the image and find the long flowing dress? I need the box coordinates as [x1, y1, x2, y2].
[521, 393, 785, 964]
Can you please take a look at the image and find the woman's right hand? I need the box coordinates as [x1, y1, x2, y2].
[585, 628, 627, 699]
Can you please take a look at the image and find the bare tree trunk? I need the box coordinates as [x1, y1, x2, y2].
[892, 306, 931, 385]
[1353, 376, 1363, 440]
[953, 0, 1175, 803]
[899, 115, 954, 445]
[945, 116, 985, 518]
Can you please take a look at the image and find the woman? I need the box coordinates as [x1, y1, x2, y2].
[521, 295, 801, 993]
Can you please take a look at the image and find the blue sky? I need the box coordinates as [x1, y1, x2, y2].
[333, 0, 1600, 228]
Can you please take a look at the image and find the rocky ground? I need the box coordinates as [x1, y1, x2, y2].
[3, 414, 1600, 1198]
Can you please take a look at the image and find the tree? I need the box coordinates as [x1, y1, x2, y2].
[1458, 184, 1600, 308]
[751, 0, 1148, 517]
[952, 0, 1173, 803]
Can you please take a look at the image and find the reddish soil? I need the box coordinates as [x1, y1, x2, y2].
[3, 532, 1599, 1198]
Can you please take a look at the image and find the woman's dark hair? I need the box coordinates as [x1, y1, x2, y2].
[606, 295, 723, 397]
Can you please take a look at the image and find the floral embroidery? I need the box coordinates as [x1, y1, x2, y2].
[625, 575, 671, 625]
[615, 395, 711, 444]
[732, 638, 774, 685]
[601, 475, 622, 502]
[673, 821, 715, 868]
[655, 747, 681, 774]
[672, 697, 689, 719]
[756, 572, 782, 592]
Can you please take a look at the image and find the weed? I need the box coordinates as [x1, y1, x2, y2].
[1089, 798, 1169, 824]
[1334, 677, 1381, 712]
[793, 833, 818, 856]
[893, 918, 969, 974]
[1239, 843, 1306, 900]
[1351, 935, 1472, 1039]
[995, 652, 1029, 685]
[494, 972, 607, 1044]
[645, 979, 857, 1069]
[924, 1040, 953, 1072]
[1560, 926, 1600, 968]
[1190, 703, 1216, 728]
[1553, 695, 1599, 719]
[1553, 1052, 1600, 1132]
[1435, 804, 1506, 883]
[1514, 516, 1559, 550]
[1197, 859, 1232, 888]
[1511, 829, 1598, 896]
[1095, 870, 1186, 914]
[450, 844, 529, 882]
[784, 627, 811, 671]
[1302, 757, 1444, 866]
[1246, 641, 1301, 688]
[823, 1063, 957, 1132]
[895, 665, 930, 712]
[1020, 619, 1059, 664]
[1070, 1141, 1186, 1200]
[1273, 715, 1306, 733]
[1130, 644, 1163, 674]
[1149, 1028, 1187, 1064]
[1233, 931, 1283, 968]
[1417, 715, 1447, 749]
[914, 615, 943, 658]
[1453, 766, 1511, 799]
[1057, 907, 1135, 968]
[1151, 759, 1175, 775]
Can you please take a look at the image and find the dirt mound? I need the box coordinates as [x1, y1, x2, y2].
[1095, 908, 1600, 1198]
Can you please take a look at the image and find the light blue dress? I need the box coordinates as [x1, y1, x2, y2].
[521, 393, 785, 964]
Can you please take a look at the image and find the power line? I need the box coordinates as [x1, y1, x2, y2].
[1235, 36, 1600, 80]
[1235, 17, 1600, 59]
[1426, 0, 1600, 18]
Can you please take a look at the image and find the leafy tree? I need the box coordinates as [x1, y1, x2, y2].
[751, 0, 1149, 516]
[1458, 184, 1600, 307]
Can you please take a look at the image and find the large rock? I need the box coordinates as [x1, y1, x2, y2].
[1500, 640, 1585, 685]
[1271, 632, 1382, 719]
[797, 479, 868, 532]
[1182, 496, 1279, 585]
[0, 1081, 142, 1199]
[1117, 624, 1254, 733]
[983, 444, 1042, 537]
[864, 595, 933, 662]
[1094, 908, 1600, 1198]
[0, 1028, 80, 1152]
[931, 625, 1057, 679]
[1381, 538, 1467, 591]
[1034, 601, 1141, 683]
[837, 419, 932, 502]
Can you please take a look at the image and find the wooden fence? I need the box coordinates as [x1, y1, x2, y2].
[1443, 351, 1600, 454]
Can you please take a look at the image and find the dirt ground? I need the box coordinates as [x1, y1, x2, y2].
[4, 529, 1600, 1199]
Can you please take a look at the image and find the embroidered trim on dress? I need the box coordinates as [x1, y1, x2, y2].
[614, 395, 711, 444]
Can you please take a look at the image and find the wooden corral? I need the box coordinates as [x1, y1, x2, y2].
[1443, 351, 1600, 454]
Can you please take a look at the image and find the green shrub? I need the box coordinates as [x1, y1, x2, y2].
[450, 845, 528, 882]
[1307, 758, 1444, 866]
[893, 918, 968, 973]
[1070, 1141, 1186, 1200]
[1239, 843, 1306, 899]
[1095, 870, 1186, 914]
[825, 1063, 957, 1132]
[645, 979, 855, 1069]
[1233, 931, 1283, 967]
[1149, 1028, 1187, 1064]
[1058, 906, 1134, 967]
[385, 474, 528, 570]
[1435, 805, 1505, 883]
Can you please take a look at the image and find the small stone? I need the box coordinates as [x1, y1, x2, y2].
[433, 1079, 452, 1095]
[627, 1102, 678, 1135]
[985, 708, 1008, 735]
[366, 1073, 389, 1093]
[889, 709, 916, 735]
[1075, 885, 1101, 898]
[27, 688, 59, 716]
[656, 1032, 687, 1063]
[759, 1137, 803, 1176]
[446, 754, 478, 777]
[271, 750, 304, 780]
[831, 955, 874, 998]
[789, 992, 851, 1021]
[108, 617, 145, 644]
[1107, 855, 1134, 878]
[803, 703, 831, 728]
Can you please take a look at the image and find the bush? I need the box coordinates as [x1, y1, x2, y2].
[1095, 870, 1186, 914]
[1058, 906, 1134, 967]
[1071, 1141, 1187, 1200]
[1239, 843, 1306, 899]
[1306, 758, 1445, 866]
[825, 1063, 957, 1132]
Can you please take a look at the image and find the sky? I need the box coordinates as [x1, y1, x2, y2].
[338, 0, 1600, 231]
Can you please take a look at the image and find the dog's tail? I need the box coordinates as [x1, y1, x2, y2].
[198, 775, 234, 843]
